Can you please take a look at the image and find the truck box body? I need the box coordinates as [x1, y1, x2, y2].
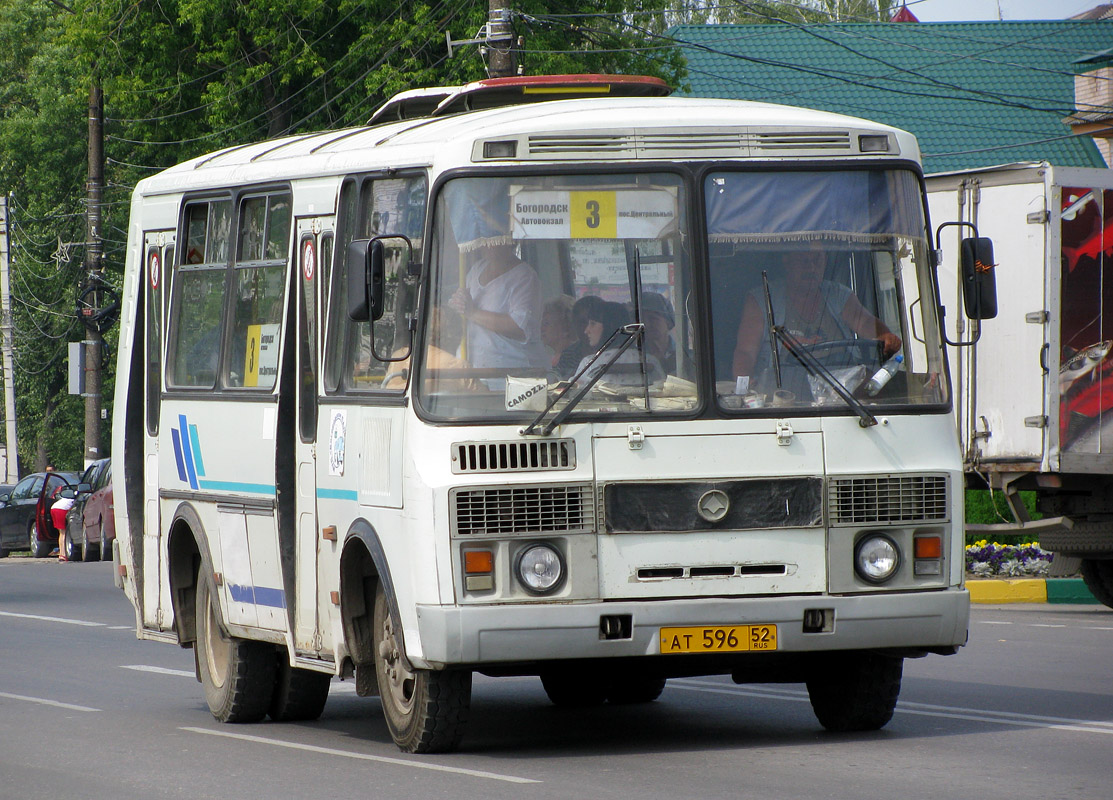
[927, 162, 1113, 480]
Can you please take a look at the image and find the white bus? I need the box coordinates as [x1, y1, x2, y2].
[113, 75, 988, 753]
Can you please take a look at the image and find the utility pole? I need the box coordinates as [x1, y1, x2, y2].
[487, 0, 516, 78]
[0, 194, 18, 481]
[83, 84, 104, 469]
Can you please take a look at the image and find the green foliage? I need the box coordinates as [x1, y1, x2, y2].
[964, 489, 1042, 546]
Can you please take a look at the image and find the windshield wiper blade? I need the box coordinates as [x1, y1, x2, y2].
[771, 325, 878, 428]
[521, 323, 644, 437]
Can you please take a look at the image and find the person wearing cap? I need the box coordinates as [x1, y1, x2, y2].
[639, 291, 685, 377]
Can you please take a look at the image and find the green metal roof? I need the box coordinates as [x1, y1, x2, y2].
[670, 21, 1113, 173]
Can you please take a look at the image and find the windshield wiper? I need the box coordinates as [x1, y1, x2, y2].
[521, 323, 644, 436]
[772, 325, 878, 428]
[759, 273, 876, 428]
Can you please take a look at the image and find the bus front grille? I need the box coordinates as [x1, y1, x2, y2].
[828, 474, 949, 525]
[451, 439, 576, 474]
[451, 483, 595, 536]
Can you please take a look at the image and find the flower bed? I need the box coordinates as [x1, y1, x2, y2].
[965, 540, 1054, 578]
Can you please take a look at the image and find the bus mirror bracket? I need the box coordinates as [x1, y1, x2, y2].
[934, 221, 998, 346]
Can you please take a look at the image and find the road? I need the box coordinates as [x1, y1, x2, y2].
[1, 557, 1111, 800]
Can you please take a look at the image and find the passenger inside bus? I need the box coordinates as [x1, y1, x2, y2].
[731, 242, 901, 397]
[540, 295, 584, 378]
[575, 299, 664, 386]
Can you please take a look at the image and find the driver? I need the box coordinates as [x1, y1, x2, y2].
[731, 244, 901, 380]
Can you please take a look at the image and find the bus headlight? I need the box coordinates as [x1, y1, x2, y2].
[854, 534, 900, 584]
[515, 543, 565, 594]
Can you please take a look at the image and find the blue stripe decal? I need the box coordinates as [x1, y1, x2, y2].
[253, 586, 287, 609]
[178, 414, 199, 489]
[170, 429, 188, 483]
[189, 424, 206, 477]
[317, 488, 358, 501]
[228, 584, 286, 609]
[197, 480, 276, 495]
[228, 584, 255, 604]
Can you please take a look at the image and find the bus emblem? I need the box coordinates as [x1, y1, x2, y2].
[697, 489, 730, 523]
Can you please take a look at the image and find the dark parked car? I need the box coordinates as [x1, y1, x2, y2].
[0, 471, 80, 558]
[62, 458, 114, 562]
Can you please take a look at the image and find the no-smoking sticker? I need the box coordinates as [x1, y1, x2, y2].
[302, 238, 316, 282]
[148, 250, 160, 291]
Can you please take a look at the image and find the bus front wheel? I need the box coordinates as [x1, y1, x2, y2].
[195, 575, 276, 723]
[806, 652, 903, 732]
[372, 583, 471, 753]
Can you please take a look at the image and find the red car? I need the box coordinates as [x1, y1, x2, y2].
[62, 458, 114, 562]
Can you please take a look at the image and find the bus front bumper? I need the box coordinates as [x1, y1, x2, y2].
[412, 589, 969, 668]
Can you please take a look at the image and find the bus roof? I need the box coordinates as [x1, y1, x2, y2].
[135, 96, 919, 197]
[367, 74, 672, 125]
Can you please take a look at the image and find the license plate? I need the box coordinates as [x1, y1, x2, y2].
[659, 624, 778, 654]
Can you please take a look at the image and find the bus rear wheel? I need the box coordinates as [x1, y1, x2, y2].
[195, 575, 276, 723]
[269, 657, 331, 721]
[806, 652, 903, 732]
[373, 583, 470, 753]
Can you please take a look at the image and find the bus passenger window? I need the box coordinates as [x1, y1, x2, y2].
[226, 193, 291, 390]
[168, 199, 231, 389]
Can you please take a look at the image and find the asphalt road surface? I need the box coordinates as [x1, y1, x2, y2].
[2, 557, 1110, 800]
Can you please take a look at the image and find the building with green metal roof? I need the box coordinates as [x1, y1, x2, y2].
[670, 21, 1113, 173]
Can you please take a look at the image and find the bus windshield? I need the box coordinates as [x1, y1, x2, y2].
[420, 172, 696, 421]
[706, 168, 945, 411]
[418, 167, 945, 423]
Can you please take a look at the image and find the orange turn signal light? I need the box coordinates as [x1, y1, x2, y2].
[914, 536, 942, 559]
[464, 550, 494, 575]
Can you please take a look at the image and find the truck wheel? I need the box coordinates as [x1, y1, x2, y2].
[29, 520, 51, 558]
[1080, 559, 1113, 609]
[63, 529, 82, 562]
[373, 582, 470, 753]
[540, 671, 609, 707]
[1039, 521, 1113, 556]
[607, 677, 667, 705]
[806, 652, 903, 732]
[269, 657, 331, 721]
[195, 575, 276, 723]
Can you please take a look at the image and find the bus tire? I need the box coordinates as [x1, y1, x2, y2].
[269, 657, 331, 721]
[607, 677, 667, 705]
[806, 652, 903, 732]
[195, 575, 276, 723]
[373, 583, 470, 753]
[1080, 559, 1113, 610]
[540, 671, 609, 707]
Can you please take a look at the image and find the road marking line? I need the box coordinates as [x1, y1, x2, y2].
[672, 679, 1113, 734]
[180, 727, 540, 784]
[0, 610, 103, 627]
[0, 691, 100, 712]
[122, 665, 195, 678]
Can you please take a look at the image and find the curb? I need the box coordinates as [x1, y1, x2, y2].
[967, 577, 1099, 605]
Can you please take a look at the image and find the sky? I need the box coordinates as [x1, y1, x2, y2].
[903, 0, 1104, 21]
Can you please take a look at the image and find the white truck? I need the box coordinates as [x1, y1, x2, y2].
[927, 162, 1113, 608]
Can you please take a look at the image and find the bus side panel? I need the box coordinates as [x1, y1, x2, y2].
[161, 397, 286, 633]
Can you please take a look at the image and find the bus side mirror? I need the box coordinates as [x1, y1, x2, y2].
[960, 237, 998, 320]
[346, 239, 386, 322]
